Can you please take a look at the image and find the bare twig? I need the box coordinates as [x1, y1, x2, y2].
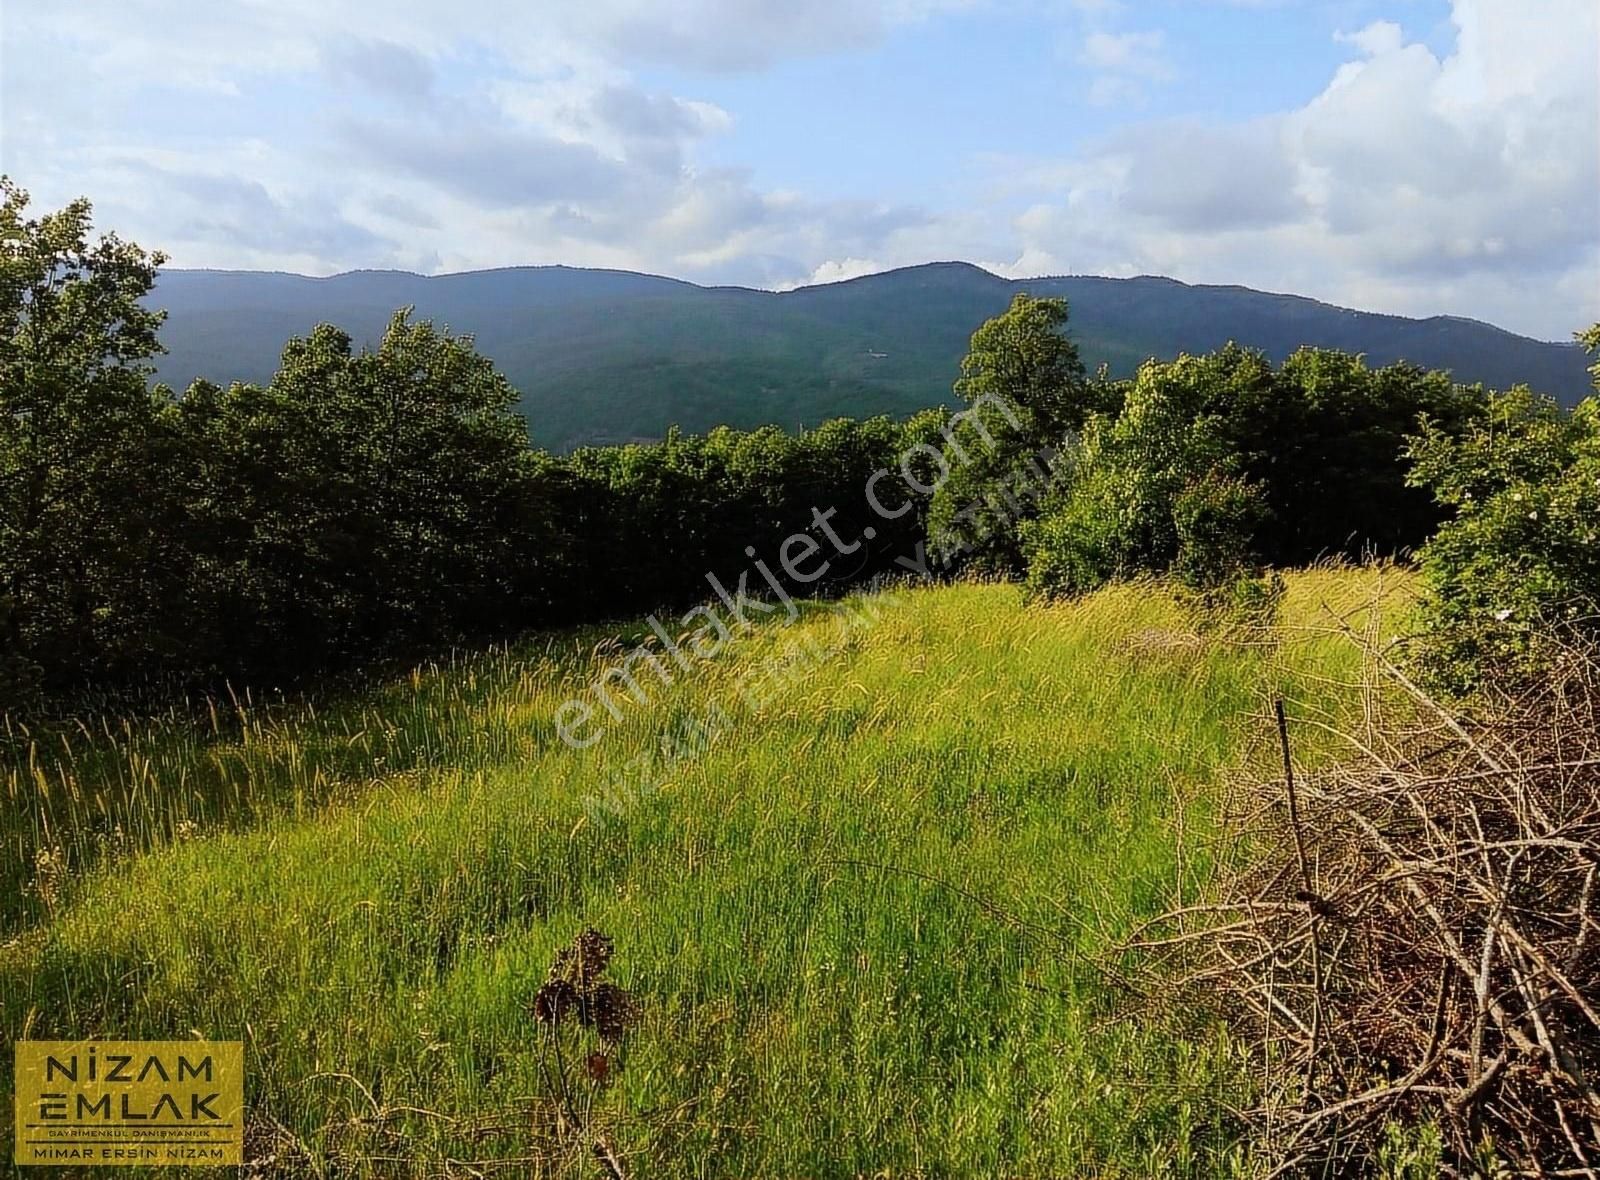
[1124, 631, 1600, 1175]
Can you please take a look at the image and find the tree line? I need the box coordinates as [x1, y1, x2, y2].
[0, 183, 947, 709]
[4, 180, 1594, 711]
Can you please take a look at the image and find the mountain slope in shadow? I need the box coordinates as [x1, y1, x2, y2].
[151, 262, 1592, 451]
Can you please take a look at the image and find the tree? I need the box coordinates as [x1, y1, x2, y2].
[926, 294, 1109, 574]
[1021, 348, 1257, 599]
[1406, 326, 1600, 691]
[171, 312, 539, 679]
[0, 179, 177, 699]
[1020, 342, 1488, 603]
[1256, 349, 1479, 562]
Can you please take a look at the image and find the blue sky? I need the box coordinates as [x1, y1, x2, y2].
[665, 2, 1453, 195]
[1, 0, 1595, 338]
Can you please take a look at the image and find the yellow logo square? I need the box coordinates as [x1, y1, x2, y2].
[13, 1041, 243, 1167]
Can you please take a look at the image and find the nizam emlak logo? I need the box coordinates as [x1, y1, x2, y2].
[12, 1041, 243, 1167]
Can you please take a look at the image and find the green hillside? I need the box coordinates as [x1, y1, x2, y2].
[3, 569, 1407, 1176]
[148, 263, 1594, 451]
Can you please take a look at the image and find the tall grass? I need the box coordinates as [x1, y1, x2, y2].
[2, 568, 1409, 1177]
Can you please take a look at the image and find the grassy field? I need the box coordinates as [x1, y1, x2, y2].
[2, 569, 1409, 1177]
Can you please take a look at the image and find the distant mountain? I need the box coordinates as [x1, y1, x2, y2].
[149, 262, 1592, 451]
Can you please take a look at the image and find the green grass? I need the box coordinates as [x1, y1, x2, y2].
[1, 569, 1411, 1177]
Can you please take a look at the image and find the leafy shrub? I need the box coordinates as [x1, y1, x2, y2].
[1021, 342, 1487, 604]
[1022, 349, 1259, 600]
[1406, 336, 1600, 691]
[1171, 470, 1268, 594]
[1171, 471, 1284, 633]
[1017, 441, 1126, 600]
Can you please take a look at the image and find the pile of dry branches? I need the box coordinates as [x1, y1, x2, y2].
[1135, 643, 1600, 1175]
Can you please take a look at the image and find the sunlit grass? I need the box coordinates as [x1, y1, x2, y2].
[2, 567, 1411, 1177]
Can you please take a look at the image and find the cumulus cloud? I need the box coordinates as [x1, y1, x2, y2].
[67, 153, 404, 273]
[346, 118, 635, 210]
[0, 0, 1593, 337]
[792, 258, 890, 288]
[1003, 0, 1600, 338]
[1335, 20, 1405, 58]
[1117, 119, 1303, 232]
[2, 0, 968, 285]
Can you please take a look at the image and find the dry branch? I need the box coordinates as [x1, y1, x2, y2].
[1129, 637, 1600, 1176]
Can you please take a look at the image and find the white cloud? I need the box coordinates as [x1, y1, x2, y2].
[1082, 29, 1169, 74]
[1335, 20, 1404, 57]
[1080, 28, 1172, 106]
[792, 258, 889, 288]
[0, 0, 945, 284]
[1000, 0, 1600, 339]
[0, 0, 1593, 339]
[1, 0, 973, 92]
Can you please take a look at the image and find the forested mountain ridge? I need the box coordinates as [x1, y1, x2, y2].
[150, 261, 1592, 450]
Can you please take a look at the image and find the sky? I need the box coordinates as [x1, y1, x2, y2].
[1, 0, 1595, 340]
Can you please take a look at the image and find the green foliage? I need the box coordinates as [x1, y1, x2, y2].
[1022, 347, 1263, 599]
[155, 336, 934, 689]
[927, 294, 1106, 573]
[1406, 340, 1600, 690]
[166, 312, 539, 679]
[1015, 437, 1129, 599]
[0, 178, 177, 703]
[1262, 349, 1481, 561]
[1022, 343, 1485, 602]
[556, 413, 934, 620]
[0, 186, 1558, 714]
[1374, 1121, 1446, 1179]
[1171, 471, 1268, 593]
[949, 293, 1099, 440]
[0, 192, 937, 702]
[1170, 473, 1284, 636]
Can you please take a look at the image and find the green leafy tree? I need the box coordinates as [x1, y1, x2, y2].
[0, 182, 1533, 710]
[1407, 330, 1600, 691]
[1171, 470, 1270, 594]
[927, 294, 1109, 574]
[558, 414, 932, 621]
[0, 179, 177, 698]
[1021, 347, 1258, 599]
[1259, 349, 1480, 561]
[172, 312, 538, 678]
[1022, 341, 1491, 603]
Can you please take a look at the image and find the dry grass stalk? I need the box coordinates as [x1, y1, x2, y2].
[1130, 638, 1600, 1176]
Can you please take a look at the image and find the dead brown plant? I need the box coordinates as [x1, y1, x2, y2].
[1128, 637, 1600, 1176]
